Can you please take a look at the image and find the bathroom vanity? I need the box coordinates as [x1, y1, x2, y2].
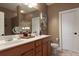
[0, 35, 52, 56]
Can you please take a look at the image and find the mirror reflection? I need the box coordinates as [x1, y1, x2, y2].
[0, 3, 48, 36]
[0, 3, 39, 35]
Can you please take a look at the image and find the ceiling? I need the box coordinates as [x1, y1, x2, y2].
[0, 3, 37, 13]
[46, 3, 53, 6]
[0, 3, 52, 14]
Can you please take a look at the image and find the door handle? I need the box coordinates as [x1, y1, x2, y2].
[74, 32, 77, 35]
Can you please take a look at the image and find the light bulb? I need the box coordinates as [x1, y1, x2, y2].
[25, 27, 30, 29]
[24, 3, 37, 8]
[20, 10, 24, 13]
[22, 27, 25, 29]
[28, 3, 37, 8]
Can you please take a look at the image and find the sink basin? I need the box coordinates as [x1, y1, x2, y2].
[0, 40, 6, 45]
[0, 36, 35, 46]
[0, 38, 23, 45]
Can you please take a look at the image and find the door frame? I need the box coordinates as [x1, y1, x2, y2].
[0, 11, 4, 35]
[59, 7, 79, 50]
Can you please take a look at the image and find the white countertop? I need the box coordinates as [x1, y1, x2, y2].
[0, 35, 51, 51]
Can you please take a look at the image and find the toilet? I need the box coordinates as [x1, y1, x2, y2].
[51, 38, 59, 55]
[51, 43, 59, 55]
[51, 43, 59, 49]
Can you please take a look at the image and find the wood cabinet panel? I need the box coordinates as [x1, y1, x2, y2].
[18, 42, 34, 54]
[21, 49, 34, 56]
[42, 38, 52, 56]
[42, 38, 48, 44]
[42, 44, 48, 56]
[42, 38, 48, 56]
[0, 47, 20, 56]
[36, 46, 42, 53]
[35, 39, 42, 56]
[36, 51, 42, 56]
[0, 42, 34, 56]
[35, 40, 42, 47]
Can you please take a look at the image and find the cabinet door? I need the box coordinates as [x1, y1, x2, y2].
[18, 42, 35, 56]
[60, 8, 79, 51]
[21, 50, 34, 56]
[0, 42, 34, 56]
[35, 40, 42, 56]
[42, 43, 48, 56]
[0, 47, 20, 56]
[35, 46, 42, 56]
[42, 38, 48, 56]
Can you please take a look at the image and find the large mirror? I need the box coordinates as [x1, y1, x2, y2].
[0, 3, 48, 36]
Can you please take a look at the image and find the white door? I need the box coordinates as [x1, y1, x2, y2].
[59, 8, 79, 51]
[32, 17, 40, 36]
[0, 12, 4, 36]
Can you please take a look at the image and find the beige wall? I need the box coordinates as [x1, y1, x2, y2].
[47, 3, 79, 42]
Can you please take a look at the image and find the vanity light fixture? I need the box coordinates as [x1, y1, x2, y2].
[22, 27, 30, 30]
[24, 3, 37, 8]
[28, 3, 37, 8]
[20, 10, 24, 13]
[25, 27, 30, 30]
[22, 27, 25, 30]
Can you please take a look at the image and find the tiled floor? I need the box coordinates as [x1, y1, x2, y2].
[57, 50, 79, 56]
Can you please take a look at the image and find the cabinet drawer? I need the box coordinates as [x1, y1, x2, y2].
[35, 40, 42, 47]
[18, 42, 34, 54]
[36, 46, 42, 53]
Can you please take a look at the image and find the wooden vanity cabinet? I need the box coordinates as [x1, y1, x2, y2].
[0, 42, 35, 56]
[42, 38, 48, 56]
[19, 42, 35, 56]
[0, 47, 20, 56]
[35, 40, 42, 56]
[0, 37, 52, 56]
